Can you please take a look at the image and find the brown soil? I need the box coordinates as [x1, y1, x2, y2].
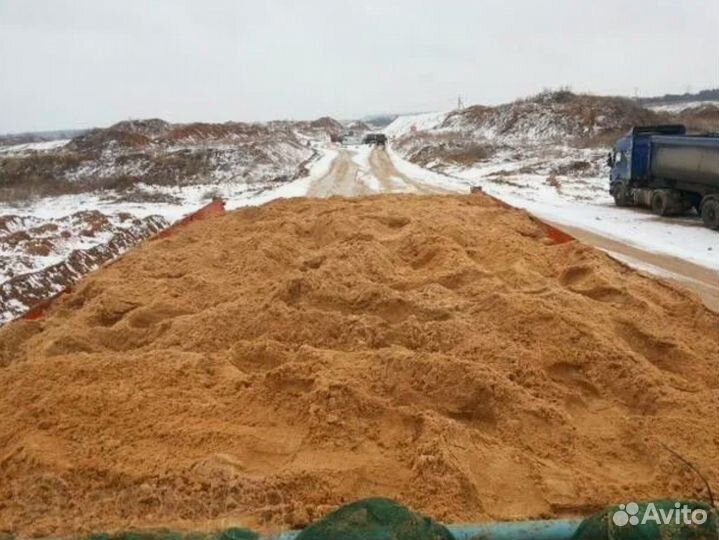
[1, 194, 718, 536]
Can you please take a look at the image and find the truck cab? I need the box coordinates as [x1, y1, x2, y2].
[608, 134, 632, 185]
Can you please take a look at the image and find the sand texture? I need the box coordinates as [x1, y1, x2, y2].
[1, 194, 718, 535]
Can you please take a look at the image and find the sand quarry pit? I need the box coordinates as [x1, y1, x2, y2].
[1, 194, 718, 535]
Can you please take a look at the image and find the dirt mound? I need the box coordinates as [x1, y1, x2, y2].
[443, 91, 664, 146]
[345, 120, 372, 133]
[309, 116, 344, 134]
[1, 194, 718, 536]
[1, 119, 318, 201]
[109, 119, 172, 139]
[390, 91, 667, 174]
[71, 120, 275, 148]
[161, 122, 267, 144]
[0, 152, 87, 201]
[69, 129, 152, 153]
[675, 104, 719, 133]
[0, 212, 168, 323]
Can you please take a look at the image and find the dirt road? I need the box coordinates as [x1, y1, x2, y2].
[306, 150, 366, 197]
[368, 147, 452, 194]
[308, 147, 452, 197]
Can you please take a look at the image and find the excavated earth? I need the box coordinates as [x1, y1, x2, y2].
[1, 194, 718, 536]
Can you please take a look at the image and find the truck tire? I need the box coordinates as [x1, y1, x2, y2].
[612, 184, 631, 207]
[701, 199, 719, 230]
[650, 191, 671, 216]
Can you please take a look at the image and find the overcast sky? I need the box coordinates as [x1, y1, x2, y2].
[1, 0, 717, 133]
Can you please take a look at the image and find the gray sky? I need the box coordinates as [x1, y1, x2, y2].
[1, 0, 718, 133]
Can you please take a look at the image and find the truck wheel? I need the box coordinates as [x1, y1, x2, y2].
[651, 191, 671, 216]
[612, 184, 631, 207]
[701, 199, 719, 230]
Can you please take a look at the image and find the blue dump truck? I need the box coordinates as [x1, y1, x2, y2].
[608, 125, 719, 230]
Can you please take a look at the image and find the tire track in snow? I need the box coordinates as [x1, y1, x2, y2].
[306, 144, 455, 196]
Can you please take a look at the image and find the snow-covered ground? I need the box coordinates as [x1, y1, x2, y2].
[0, 139, 70, 154]
[349, 144, 383, 192]
[248, 146, 339, 206]
[445, 164, 717, 271]
[0, 143, 336, 260]
[0, 209, 167, 323]
[0, 212, 166, 283]
[383, 111, 449, 138]
[0, 147, 336, 232]
[646, 100, 719, 113]
[2, 191, 185, 223]
[386, 147, 466, 192]
[384, 110, 719, 273]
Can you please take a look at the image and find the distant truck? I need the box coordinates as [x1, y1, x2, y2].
[363, 133, 387, 146]
[608, 125, 719, 230]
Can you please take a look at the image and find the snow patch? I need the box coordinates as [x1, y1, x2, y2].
[646, 100, 719, 113]
[0, 139, 70, 154]
[384, 111, 449, 138]
[441, 163, 719, 272]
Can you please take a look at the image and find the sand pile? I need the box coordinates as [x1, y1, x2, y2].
[1, 194, 718, 536]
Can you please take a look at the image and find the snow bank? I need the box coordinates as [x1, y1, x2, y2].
[386, 147, 466, 192]
[442, 164, 719, 272]
[0, 139, 70, 154]
[646, 100, 719, 113]
[243, 146, 339, 208]
[384, 111, 449, 138]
